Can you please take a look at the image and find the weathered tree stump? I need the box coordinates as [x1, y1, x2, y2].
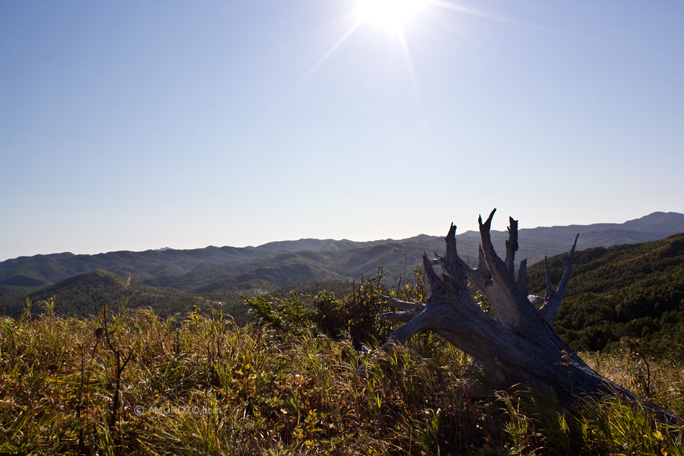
[376, 209, 680, 424]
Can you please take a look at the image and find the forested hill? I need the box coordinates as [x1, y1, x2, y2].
[2, 211, 683, 286]
[0, 270, 200, 318]
[527, 232, 684, 353]
[1, 211, 683, 320]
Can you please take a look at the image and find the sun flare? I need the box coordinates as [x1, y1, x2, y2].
[356, 0, 426, 32]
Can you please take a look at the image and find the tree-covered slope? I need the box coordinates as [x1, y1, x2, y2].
[528, 233, 684, 353]
[2, 212, 682, 303]
[0, 270, 201, 318]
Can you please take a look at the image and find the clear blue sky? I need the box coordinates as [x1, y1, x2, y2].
[1, 0, 683, 261]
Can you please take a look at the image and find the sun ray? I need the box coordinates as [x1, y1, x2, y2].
[292, 19, 365, 92]
[427, 0, 527, 26]
[397, 30, 430, 140]
[244, 19, 364, 145]
[426, 0, 585, 39]
[246, 0, 553, 150]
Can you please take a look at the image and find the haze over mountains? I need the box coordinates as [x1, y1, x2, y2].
[1, 211, 684, 317]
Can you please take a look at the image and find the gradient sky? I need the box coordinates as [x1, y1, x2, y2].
[1, 0, 683, 261]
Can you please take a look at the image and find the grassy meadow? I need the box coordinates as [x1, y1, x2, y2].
[1, 278, 683, 455]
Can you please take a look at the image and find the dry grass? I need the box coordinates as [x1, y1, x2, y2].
[0, 302, 682, 455]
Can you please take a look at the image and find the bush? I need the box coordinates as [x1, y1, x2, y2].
[1, 280, 682, 454]
[246, 267, 427, 349]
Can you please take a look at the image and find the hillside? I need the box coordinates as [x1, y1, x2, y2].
[1, 260, 682, 455]
[1, 211, 683, 320]
[0, 270, 201, 318]
[527, 232, 684, 353]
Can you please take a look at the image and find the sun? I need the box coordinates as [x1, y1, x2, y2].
[356, 0, 426, 33]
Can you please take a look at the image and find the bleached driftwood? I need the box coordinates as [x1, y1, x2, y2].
[374, 209, 679, 424]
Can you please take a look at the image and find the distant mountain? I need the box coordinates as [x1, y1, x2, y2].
[500, 211, 684, 264]
[1, 211, 683, 317]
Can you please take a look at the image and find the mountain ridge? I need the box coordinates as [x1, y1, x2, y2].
[1, 211, 683, 316]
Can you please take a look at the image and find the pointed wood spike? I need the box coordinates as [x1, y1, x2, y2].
[479, 208, 497, 232]
[443, 223, 461, 277]
[478, 245, 492, 280]
[505, 217, 519, 275]
[553, 233, 580, 302]
[478, 209, 498, 263]
[422, 253, 441, 287]
[478, 209, 540, 330]
[517, 259, 528, 297]
[544, 256, 553, 301]
[571, 233, 579, 252]
[446, 223, 457, 259]
[478, 208, 508, 274]
[539, 234, 580, 325]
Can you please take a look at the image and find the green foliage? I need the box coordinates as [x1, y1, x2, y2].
[0, 239, 444, 307]
[0, 295, 683, 454]
[0, 270, 199, 318]
[579, 398, 684, 456]
[527, 233, 684, 355]
[245, 266, 428, 349]
[1, 260, 684, 454]
[244, 295, 284, 327]
[8, 229, 684, 361]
